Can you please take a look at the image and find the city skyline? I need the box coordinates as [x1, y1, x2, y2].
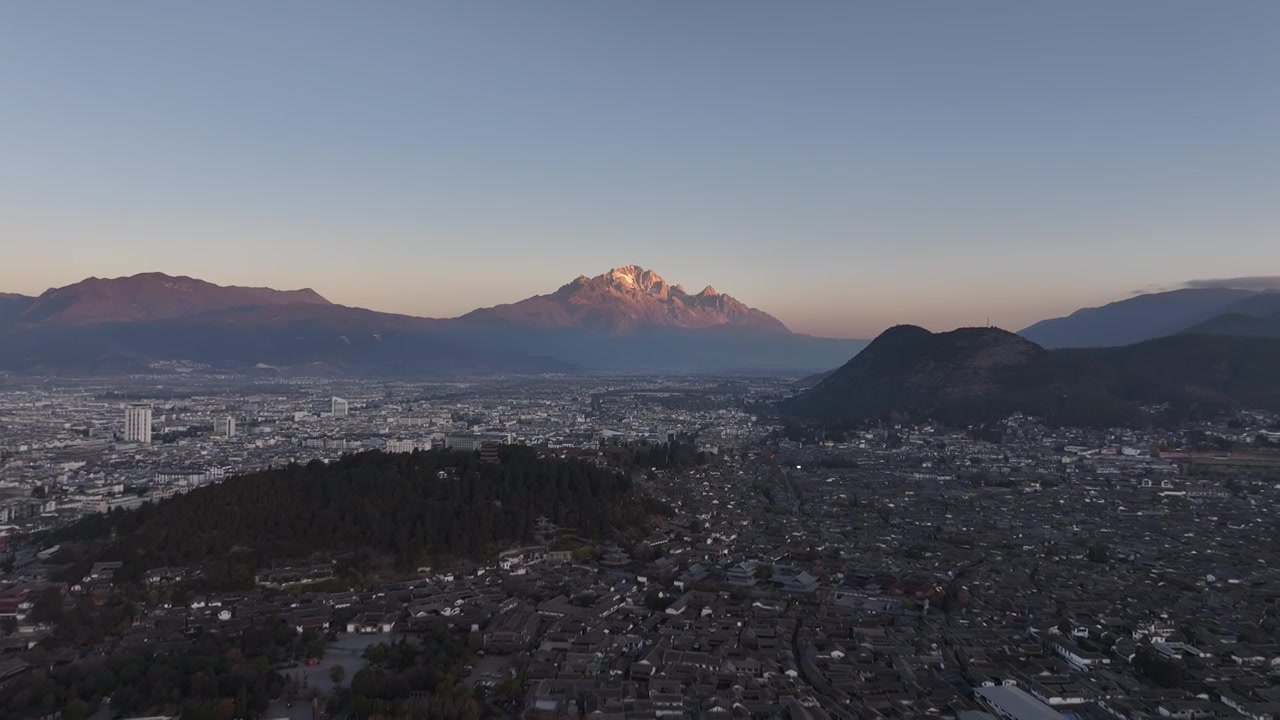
[3, 2, 1279, 337]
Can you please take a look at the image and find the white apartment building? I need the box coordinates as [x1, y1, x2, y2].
[214, 416, 236, 438]
[124, 404, 153, 444]
[331, 397, 349, 418]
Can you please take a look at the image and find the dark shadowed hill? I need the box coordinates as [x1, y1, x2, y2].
[794, 367, 836, 389]
[780, 326, 1059, 423]
[0, 293, 33, 329]
[1214, 292, 1280, 319]
[1182, 310, 1280, 339]
[1177, 292, 1280, 339]
[781, 325, 1280, 426]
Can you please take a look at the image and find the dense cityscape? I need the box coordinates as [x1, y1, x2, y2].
[1, 372, 1279, 720]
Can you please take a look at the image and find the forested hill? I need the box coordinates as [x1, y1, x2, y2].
[62, 448, 655, 581]
[781, 325, 1280, 427]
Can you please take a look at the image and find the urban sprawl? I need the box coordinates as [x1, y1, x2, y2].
[2, 375, 1280, 720]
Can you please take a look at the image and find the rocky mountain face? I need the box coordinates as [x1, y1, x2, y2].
[441, 265, 865, 371]
[781, 324, 1280, 426]
[459, 265, 789, 334]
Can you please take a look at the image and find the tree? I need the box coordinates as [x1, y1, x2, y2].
[493, 673, 525, 703]
[63, 699, 90, 720]
[30, 586, 63, 626]
[1225, 477, 1244, 497]
[642, 589, 670, 611]
[56, 449, 651, 589]
[632, 542, 655, 562]
[329, 664, 346, 688]
[363, 643, 390, 666]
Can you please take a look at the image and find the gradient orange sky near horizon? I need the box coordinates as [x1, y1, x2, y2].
[2, 2, 1278, 338]
[3, 248, 1272, 339]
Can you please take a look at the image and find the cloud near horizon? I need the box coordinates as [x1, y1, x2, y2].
[1180, 276, 1280, 291]
[1129, 284, 1173, 296]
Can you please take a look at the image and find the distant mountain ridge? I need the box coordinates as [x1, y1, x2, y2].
[0, 293, 34, 330]
[16, 272, 330, 326]
[1020, 286, 1280, 348]
[0, 273, 563, 376]
[1019, 288, 1257, 348]
[0, 268, 866, 375]
[782, 324, 1280, 426]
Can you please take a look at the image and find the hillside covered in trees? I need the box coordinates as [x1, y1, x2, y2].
[781, 325, 1280, 427]
[60, 447, 657, 586]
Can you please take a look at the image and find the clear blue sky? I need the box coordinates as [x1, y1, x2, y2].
[2, 1, 1277, 337]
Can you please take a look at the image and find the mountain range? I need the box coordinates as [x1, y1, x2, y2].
[459, 265, 788, 334]
[0, 267, 866, 376]
[1020, 286, 1280, 347]
[9, 268, 1280, 384]
[781, 324, 1280, 427]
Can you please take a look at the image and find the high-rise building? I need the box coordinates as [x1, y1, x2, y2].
[214, 416, 237, 438]
[124, 404, 153, 444]
[331, 397, 349, 418]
